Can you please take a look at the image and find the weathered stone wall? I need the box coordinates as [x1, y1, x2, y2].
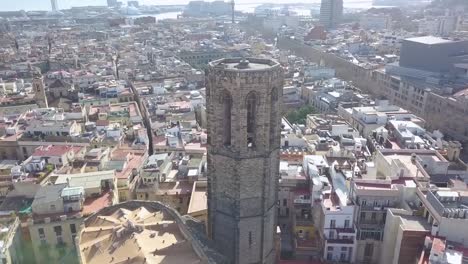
[206, 58, 283, 264]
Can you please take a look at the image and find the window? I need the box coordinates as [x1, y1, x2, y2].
[360, 230, 381, 241]
[38, 228, 45, 237]
[179, 197, 183, 204]
[340, 252, 347, 261]
[222, 90, 232, 146]
[341, 246, 347, 251]
[70, 224, 76, 234]
[364, 243, 374, 257]
[371, 212, 376, 220]
[50, 204, 56, 211]
[330, 219, 336, 228]
[54, 226, 62, 236]
[246, 92, 258, 148]
[283, 199, 287, 206]
[327, 246, 333, 252]
[344, 219, 350, 228]
[270, 87, 278, 146]
[327, 253, 333, 261]
[360, 212, 366, 221]
[248, 231, 253, 248]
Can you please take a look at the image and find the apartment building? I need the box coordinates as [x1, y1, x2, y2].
[27, 184, 85, 263]
[0, 217, 25, 264]
[319, 164, 357, 263]
[339, 100, 425, 138]
[105, 147, 147, 202]
[28, 171, 116, 263]
[30, 145, 86, 168]
[360, 13, 391, 31]
[380, 208, 431, 264]
[135, 152, 205, 215]
[278, 159, 319, 259]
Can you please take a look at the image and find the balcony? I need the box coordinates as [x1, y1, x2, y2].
[294, 207, 313, 227]
[295, 235, 320, 251]
[336, 228, 356, 235]
[295, 215, 314, 227]
[294, 198, 312, 205]
[358, 219, 385, 227]
[325, 238, 355, 245]
[359, 204, 392, 212]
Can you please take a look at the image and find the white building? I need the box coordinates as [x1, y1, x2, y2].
[319, 163, 357, 263]
[304, 65, 336, 82]
[418, 16, 457, 36]
[360, 14, 391, 31]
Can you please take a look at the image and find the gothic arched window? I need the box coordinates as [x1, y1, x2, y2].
[271, 87, 278, 103]
[222, 90, 232, 146]
[246, 92, 258, 148]
[270, 87, 278, 146]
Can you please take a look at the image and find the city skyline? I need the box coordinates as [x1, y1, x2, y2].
[0, 0, 374, 11]
[0, 0, 467, 263]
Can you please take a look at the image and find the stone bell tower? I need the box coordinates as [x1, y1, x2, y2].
[33, 75, 48, 108]
[206, 58, 283, 264]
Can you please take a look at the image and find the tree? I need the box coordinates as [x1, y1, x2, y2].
[286, 105, 316, 125]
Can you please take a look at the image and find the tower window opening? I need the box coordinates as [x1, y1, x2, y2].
[270, 87, 278, 146]
[246, 92, 257, 148]
[222, 90, 232, 146]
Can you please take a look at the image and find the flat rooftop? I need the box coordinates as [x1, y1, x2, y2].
[381, 150, 444, 178]
[156, 181, 193, 196]
[394, 212, 431, 232]
[405, 36, 453, 45]
[188, 181, 207, 214]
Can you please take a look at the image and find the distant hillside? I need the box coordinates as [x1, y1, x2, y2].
[431, 0, 468, 7]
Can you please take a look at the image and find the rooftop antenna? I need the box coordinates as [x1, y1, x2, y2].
[230, 0, 235, 24]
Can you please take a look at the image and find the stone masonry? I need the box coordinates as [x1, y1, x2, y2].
[206, 58, 284, 264]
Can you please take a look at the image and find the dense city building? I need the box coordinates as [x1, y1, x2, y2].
[0, 0, 467, 263]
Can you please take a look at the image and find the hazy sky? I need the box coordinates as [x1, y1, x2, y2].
[0, 0, 373, 11]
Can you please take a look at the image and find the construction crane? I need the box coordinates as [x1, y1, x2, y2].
[230, 0, 235, 24]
